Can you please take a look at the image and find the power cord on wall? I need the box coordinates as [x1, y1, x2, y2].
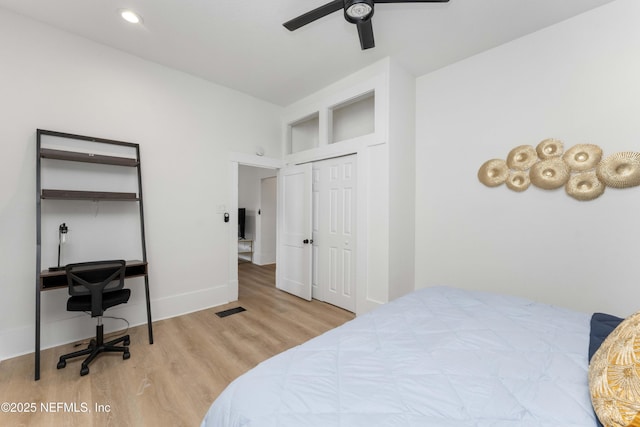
[73, 313, 131, 347]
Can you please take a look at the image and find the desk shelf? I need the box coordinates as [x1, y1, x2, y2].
[41, 189, 139, 201]
[35, 129, 153, 381]
[40, 148, 139, 167]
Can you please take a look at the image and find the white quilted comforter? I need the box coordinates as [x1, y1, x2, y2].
[201, 286, 598, 426]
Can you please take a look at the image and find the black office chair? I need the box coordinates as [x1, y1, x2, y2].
[56, 260, 131, 376]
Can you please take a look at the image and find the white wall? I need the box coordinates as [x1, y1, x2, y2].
[387, 60, 417, 301]
[415, 0, 640, 316]
[0, 8, 282, 360]
[258, 176, 277, 265]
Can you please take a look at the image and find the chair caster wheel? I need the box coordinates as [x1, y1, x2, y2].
[57, 360, 66, 369]
[89, 339, 97, 348]
[123, 351, 130, 360]
[124, 338, 130, 346]
[80, 366, 89, 376]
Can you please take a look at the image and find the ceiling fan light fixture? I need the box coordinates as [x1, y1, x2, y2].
[283, 0, 449, 49]
[344, 0, 374, 22]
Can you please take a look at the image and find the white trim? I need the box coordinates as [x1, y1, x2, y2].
[0, 284, 228, 361]
[228, 160, 240, 302]
[228, 154, 283, 303]
[284, 133, 386, 166]
[229, 152, 283, 169]
[228, 150, 370, 315]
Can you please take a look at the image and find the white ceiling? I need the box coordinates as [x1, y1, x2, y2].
[0, 0, 617, 106]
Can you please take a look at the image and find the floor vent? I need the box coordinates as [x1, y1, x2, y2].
[215, 306, 246, 318]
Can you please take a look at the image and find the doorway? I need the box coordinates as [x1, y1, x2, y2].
[228, 153, 358, 313]
[238, 165, 277, 265]
[227, 154, 282, 302]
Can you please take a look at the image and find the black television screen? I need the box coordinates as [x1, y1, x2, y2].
[238, 208, 246, 239]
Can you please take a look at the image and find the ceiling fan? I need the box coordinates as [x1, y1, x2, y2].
[283, 0, 450, 50]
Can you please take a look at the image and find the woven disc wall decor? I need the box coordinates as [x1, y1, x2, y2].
[536, 138, 564, 160]
[596, 152, 640, 188]
[506, 170, 530, 192]
[480, 140, 640, 200]
[506, 145, 538, 171]
[562, 144, 603, 172]
[565, 171, 605, 201]
[478, 159, 509, 187]
[530, 158, 570, 189]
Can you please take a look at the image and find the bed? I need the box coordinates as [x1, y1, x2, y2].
[201, 286, 610, 427]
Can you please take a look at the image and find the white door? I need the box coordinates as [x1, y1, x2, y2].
[312, 155, 357, 312]
[276, 163, 313, 300]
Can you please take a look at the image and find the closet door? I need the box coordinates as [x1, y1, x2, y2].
[276, 163, 313, 300]
[313, 155, 357, 312]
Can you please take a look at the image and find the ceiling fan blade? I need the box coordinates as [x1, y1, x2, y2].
[374, 0, 449, 3]
[356, 20, 375, 50]
[283, 0, 344, 31]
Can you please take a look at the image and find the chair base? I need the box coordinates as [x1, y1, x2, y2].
[57, 323, 130, 376]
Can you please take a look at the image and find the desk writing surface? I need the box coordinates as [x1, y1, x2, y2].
[39, 260, 147, 290]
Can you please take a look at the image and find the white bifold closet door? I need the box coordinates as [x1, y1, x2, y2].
[312, 155, 357, 312]
[276, 163, 313, 300]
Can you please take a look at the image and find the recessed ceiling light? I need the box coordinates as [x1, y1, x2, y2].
[119, 9, 142, 24]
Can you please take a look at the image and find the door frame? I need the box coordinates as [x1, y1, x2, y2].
[228, 149, 367, 315]
[228, 152, 283, 302]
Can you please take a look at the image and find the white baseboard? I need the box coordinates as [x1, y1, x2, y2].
[0, 284, 230, 362]
[254, 251, 276, 266]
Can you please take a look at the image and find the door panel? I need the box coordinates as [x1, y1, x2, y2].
[276, 164, 312, 300]
[313, 155, 357, 312]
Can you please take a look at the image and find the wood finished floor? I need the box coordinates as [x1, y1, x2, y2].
[0, 263, 355, 427]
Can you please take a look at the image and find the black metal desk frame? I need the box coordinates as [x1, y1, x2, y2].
[35, 129, 153, 380]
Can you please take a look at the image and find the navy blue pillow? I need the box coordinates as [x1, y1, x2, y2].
[589, 312, 623, 362]
[589, 312, 624, 427]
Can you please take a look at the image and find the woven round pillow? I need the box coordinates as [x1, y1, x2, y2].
[589, 310, 640, 427]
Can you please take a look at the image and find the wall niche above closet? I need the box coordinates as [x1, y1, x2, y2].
[330, 91, 375, 144]
[288, 112, 319, 154]
[283, 71, 385, 164]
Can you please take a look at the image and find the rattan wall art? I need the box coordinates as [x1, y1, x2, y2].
[478, 139, 640, 201]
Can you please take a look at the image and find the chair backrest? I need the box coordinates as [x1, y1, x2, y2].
[65, 260, 127, 317]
